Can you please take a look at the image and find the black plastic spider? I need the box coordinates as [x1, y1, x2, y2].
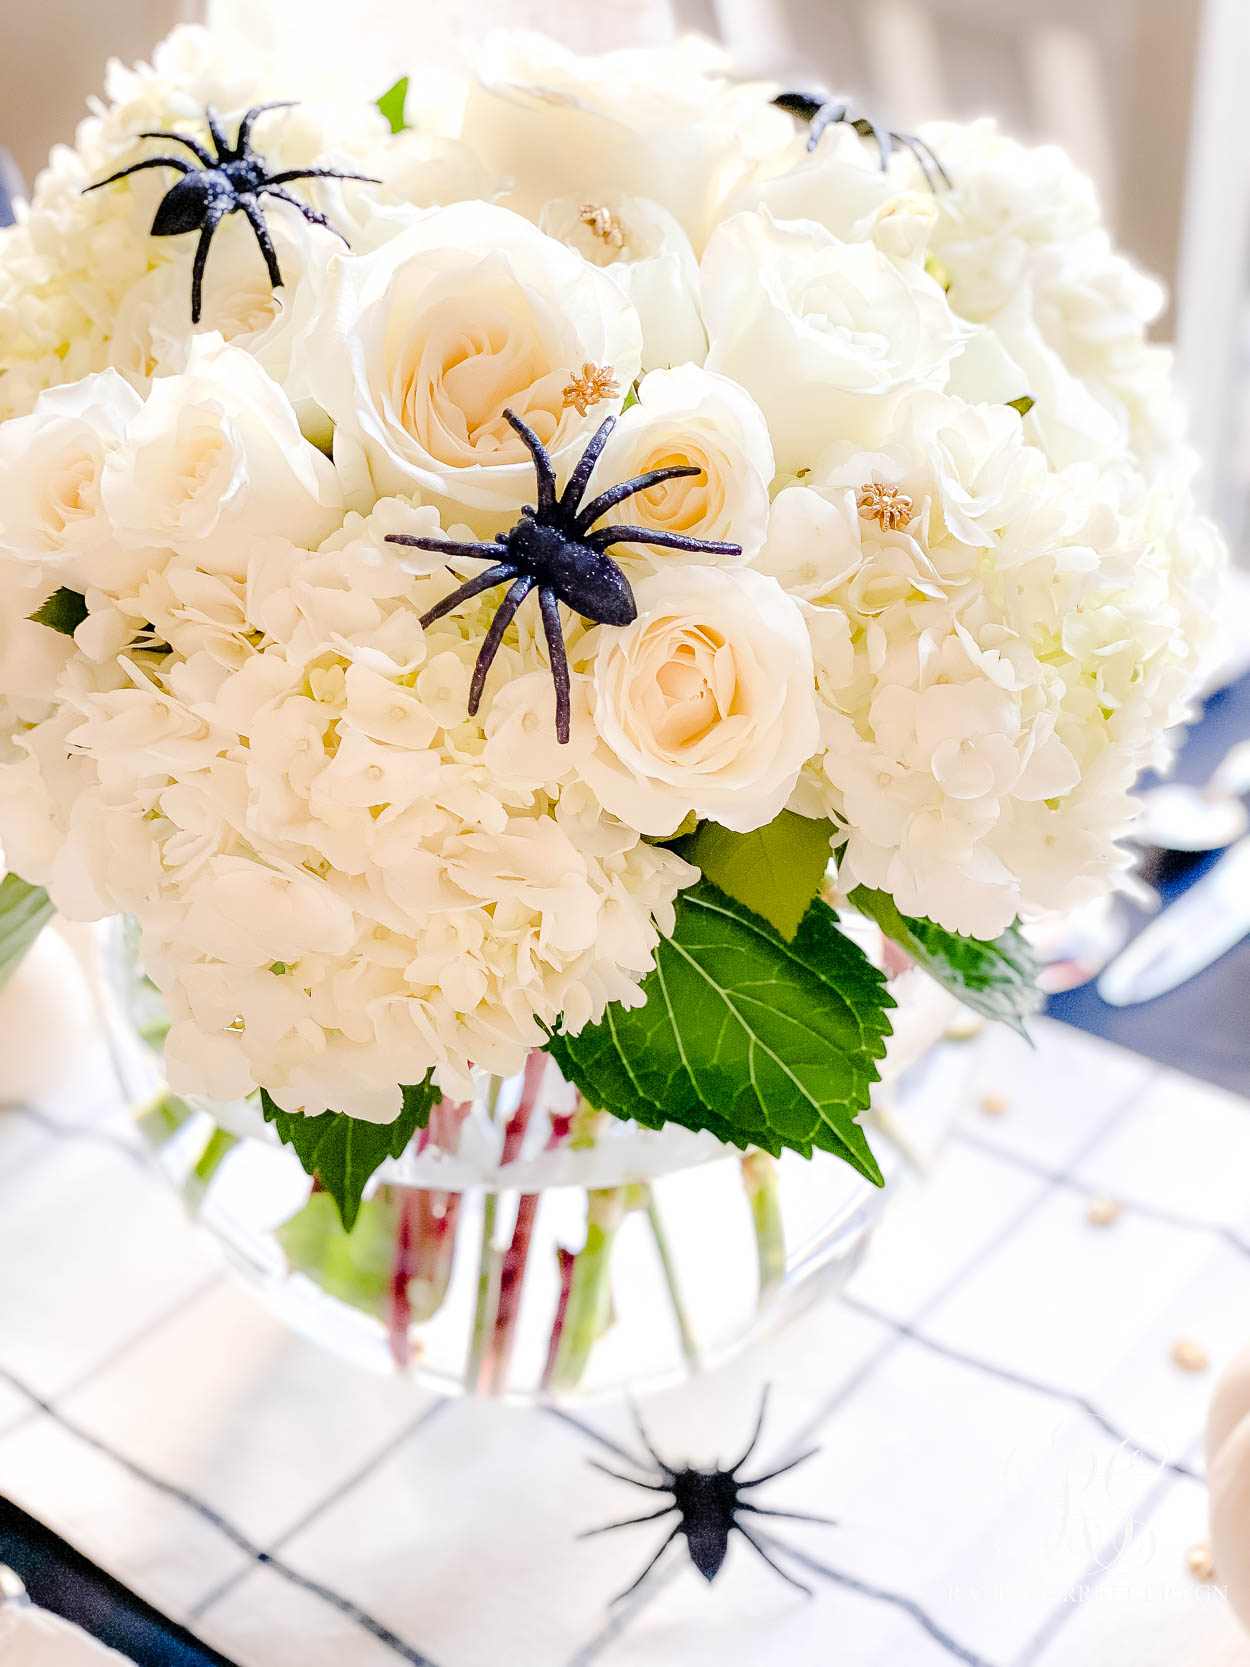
[83, 103, 379, 323]
[582, 1390, 835, 1603]
[773, 91, 951, 190]
[384, 408, 741, 743]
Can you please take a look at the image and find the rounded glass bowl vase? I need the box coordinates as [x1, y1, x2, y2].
[104, 920, 976, 1402]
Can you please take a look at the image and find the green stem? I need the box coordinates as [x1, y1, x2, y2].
[548, 1187, 627, 1392]
[132, 1087, 196, 1149]
[742, 1151, 786, 1302]
[644, 1187, 698, 1370]
[463, 1074, 509, 1391]
[183, 1126, 238, 1211]
[465, 1192, 502, 1393]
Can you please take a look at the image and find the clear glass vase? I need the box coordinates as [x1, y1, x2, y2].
[103, 918, 977, 1402]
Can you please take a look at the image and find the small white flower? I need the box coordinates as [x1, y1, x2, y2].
[539, 192, 707, 371]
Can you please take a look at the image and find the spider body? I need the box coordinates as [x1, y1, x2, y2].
[84, 102, 379, 323]
[583, 1390, 834, 1603]
[774, 91, 951, 190]
[385, 408, 741, 743]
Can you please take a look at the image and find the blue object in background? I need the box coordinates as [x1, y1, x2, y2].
[0, 149, 18, 226]
[1048, 670, 1250, 1100]
[0, 1499, 236, 1665]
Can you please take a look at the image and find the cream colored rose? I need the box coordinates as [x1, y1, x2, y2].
[108, 211, 333, 422]
[304, 201, 643, 516]
[588, 366, 773, 567]
[702, 210, 966, 475]
[101, 333, 342, 573]
[461, 30, 792, 250]
[582, 566, 819, 835]
[0, 370, 141, 565]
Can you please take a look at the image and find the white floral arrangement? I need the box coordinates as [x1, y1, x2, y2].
[0, 25, 1224, 1229]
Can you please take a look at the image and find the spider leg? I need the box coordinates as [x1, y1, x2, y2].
[609, 1524, 683, 1606]
[204, 105, 232, 163]
[899, 131, 951, 190]
[729, 1385, 771, 1476]
[467, 575, 535, 717]
[136, 131, 215, 166]
[734, 1524, 814, 1596]
[587, 525, 742, 558]
[579, 1504, 677, 1539]
[575, 465, 702, 536]
[587, 1459, 670, 1492]
[557, 414, 616, 516]
[851, 114, 894, 171]
[808, 99, 848, 151]
[190, 202, 229, 325]
[82, 156, 192, 193]
[385, 534, 504, 561]
[259, 184, 349, 245]
[502, 409, 557, 515]
[538, 588, 572, 745]
[628, 1401, 675, 1478]
[416, 563, 517, 628]
[239, 198, 283, 291]
[235, 101, 298, 156]
[738, 1503, 838, 1528]
[772, 92, 824, 124]
[261, 167, 383, 186]
[738, 1447, 820, 1489]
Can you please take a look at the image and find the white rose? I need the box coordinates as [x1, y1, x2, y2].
[538, 193, 706, 371]
[461, 30, 791, 249]
[0, 370, 141, 564]
[701, 210, 966, 475]
[586, 365, 773, 567]
[108, 211, 333, 423]
[581, 566, 819, 835]
[101, 334, 342, 571]
[304, 202, 643, 516]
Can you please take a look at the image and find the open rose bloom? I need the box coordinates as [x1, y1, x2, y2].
[0, 26, 1224, 1196]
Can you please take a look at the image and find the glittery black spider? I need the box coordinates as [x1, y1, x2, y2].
[83, 103, 379, 323]
[773, 91, 951, 190]
[583, 1391, 835, 1603]
[385, 408, 741, 743]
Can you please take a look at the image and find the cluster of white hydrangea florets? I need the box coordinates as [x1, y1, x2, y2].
[0, 25, 1224, 1115]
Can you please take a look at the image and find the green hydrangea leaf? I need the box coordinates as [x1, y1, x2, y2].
[260, 1074, 439, 1232]
[676, 811, 835, 940]
[0, 873, 54, 995]
[1006, 394, 1035, 417]
[376, 76, 409, 134]
[849, 885, 1040, 1037]
[548, 883, 892, 1183]
[29, 587, 87, 636]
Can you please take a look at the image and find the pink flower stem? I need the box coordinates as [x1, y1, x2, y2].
[486, 1108, 574, 1394]
[386, 1188, 419, 1368]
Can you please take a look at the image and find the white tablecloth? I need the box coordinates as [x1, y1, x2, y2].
[2, 1009, 1250, 1667]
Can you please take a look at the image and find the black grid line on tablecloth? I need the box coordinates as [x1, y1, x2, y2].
[0, 1040, 1226, 1667]
[551, 1062, 1160, 1667]
[0, 1358, 445, 1667]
